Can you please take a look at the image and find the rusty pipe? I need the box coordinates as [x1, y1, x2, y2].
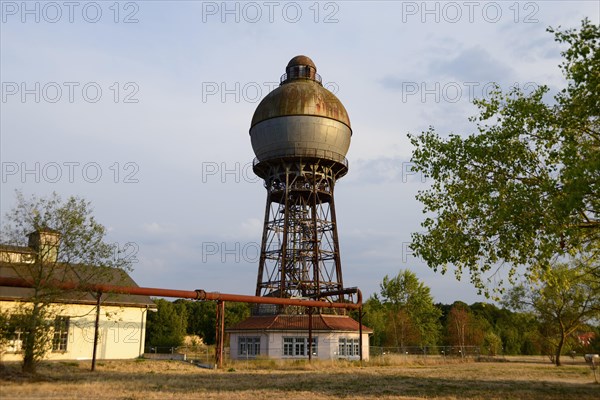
[312, 287, 362, 304]
[0, 276, 200, 300]
[195, 290, 361, 309]
[0, 277, 362, 309]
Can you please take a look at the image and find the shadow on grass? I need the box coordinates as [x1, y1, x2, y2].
[0, 362, 600, 400]
[2, 360, 598, 400]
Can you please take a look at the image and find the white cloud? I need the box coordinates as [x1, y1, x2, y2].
[142, 222, 170, 235]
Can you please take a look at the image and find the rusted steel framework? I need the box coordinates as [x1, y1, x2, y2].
[253, 158, 349, 310]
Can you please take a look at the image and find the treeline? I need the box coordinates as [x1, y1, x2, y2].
[146, 299, 250, 349]
[361, 298, 543, 355]
[146, 270, 600, 358]
[356, 270, 600, 360]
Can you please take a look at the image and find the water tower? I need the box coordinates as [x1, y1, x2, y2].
[250, 55, 352, 311]
[227, 56, 369, 361]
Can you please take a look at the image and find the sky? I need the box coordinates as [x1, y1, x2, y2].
[1, 1, 598, 305]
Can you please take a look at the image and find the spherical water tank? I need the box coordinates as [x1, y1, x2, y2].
[250, 56, 352, 166]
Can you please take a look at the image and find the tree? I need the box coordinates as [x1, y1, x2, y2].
[378, 270, 441, 348]
[589, 326, 600, 354]
[1, 191, 129, 373]
[223, 302, 251, 336]
[356, 296, 386, 346]
[445, 302, 486, 356]
[0, 309, 9, 354]
[503, 262, 600, 366]
[408, 20, 599, 294]
[146, 299, 188, 349]
[472, 302, 540, 355]
[177, 300, 250, 345]
[483, 331, 503, 356]
[183, 300, 217, 344]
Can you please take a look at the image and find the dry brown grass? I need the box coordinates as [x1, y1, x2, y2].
[0, 357, 598, 400]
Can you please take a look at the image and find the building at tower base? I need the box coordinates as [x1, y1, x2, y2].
[228, 314, 371, 360]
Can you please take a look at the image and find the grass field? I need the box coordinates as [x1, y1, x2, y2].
[0, 357, 598, 400]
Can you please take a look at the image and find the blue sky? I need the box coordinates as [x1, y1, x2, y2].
[1, 1, 599, 304]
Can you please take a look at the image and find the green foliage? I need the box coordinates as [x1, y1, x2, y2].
[408, 20, 600, 295]
[378, 270, 442, 347]
[588, 327, 600, 354]
[1, 191, 131, 373]
[223, 302, 251, 334]
[370, 281, 594, 357]
[2, 191, 128, 272]
[146, 300, 251, 347]
[503, 262, 600, 365]
[368, 269, 589, 357]
[182, 300, 217, 344]
[483, 331, 503, 356]
[358, 296, 388, 347]
[505, 313, 540, 355]
[183, 300, 250, 345]
[8, 305, 57, 367]
[469, 302, 540, 355]
[0, 308, 10, 351]
[444, 302, 487, 351]
[146, 299, 188, 349]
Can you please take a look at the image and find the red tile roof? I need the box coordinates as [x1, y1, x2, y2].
[227, 314, 372, 333]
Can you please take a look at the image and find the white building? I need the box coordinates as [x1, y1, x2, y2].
[0, 229, 156, 361]
[228, 314, 371, 361]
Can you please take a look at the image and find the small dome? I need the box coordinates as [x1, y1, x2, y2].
[287, 55, 316, 69]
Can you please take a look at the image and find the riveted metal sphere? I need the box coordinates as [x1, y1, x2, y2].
[250, 56, 352, 166]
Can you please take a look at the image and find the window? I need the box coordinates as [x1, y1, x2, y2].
[283, 338, 294, 356]
[283, 337, 317, 357]
[238, 337, 260, 357]
[4, 314, 25, 353]
[52, 316, 70, 352]
[7, 330, 23, 353]
[338, 338, 360, 357]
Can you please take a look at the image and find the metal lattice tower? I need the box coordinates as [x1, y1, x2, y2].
[250, 56, 353, 313]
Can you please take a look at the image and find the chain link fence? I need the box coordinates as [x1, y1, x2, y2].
[144, 345, 483, 366]
[370, 346, 481, 359]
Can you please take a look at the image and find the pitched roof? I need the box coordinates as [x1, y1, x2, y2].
[227, 314, 372, 333]
[0, 262, 156, 308]
[0, 244, 36, 254]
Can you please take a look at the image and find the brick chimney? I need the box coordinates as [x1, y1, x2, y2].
[28, 228, 60, 263]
